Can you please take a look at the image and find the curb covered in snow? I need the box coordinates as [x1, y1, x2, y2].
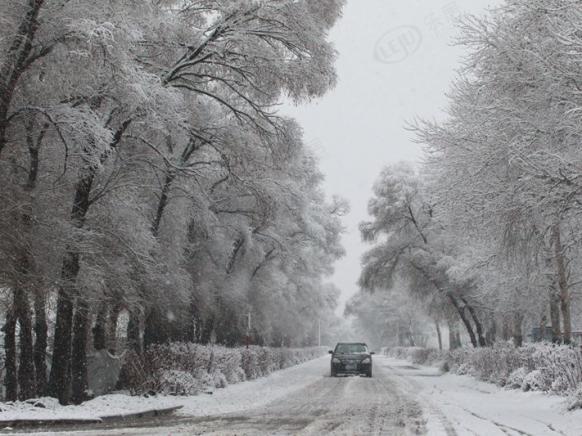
[100, 404, 183, 422]
[0, 405, 183, 428]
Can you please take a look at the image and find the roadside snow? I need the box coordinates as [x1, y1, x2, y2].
[381, 357, 582, 436]
[0, 356, 328, 430]
[173, 355, 329, 417]
[0, 394, 181, 423]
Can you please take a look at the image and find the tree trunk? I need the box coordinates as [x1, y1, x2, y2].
[397, 323, 405, 346]
[144, 306, 169, 349]
[435, 319, 443, 351]
[549, 289, 562, 343]
[14, 138, 41, 400]
[127, 308, 142, 355]
[447, 322, 455, 350]
[33, 289, 47, 395]
[201, 316, 215, 345]
[0, 0, 47, 155]
[447, 320, 461, 350]
[560, 296, 572, 345]
[186, 297, 200, 343]
[92, 304, 107, 351]
[71, 299, 91, 404]
[23, 120, 48, 396]
[552, 224, 571, 344]
[539, 313, 547, 342]
[14, 288, 35, 400]
[151, 171, 176, 238]
[47, 281, 74, 403]
[512, 311, 523, 348]
[47, 172, 94, 404]
[142, 172, 176, 348]
[448, 293, 478, 348]
[107, 304, 122, 354]
[47, 121, 130, 403]
[407, 321, 416, 347]
[462, 298, 487, 347]
[501, 315, 511, 341]
[3, 311, 17, 401]
[485, 315, 496, 346]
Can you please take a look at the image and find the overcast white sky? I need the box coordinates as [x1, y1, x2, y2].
[284, 0, 502, 313]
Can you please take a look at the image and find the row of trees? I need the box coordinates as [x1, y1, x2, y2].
[0, 0, 346, 404]
[354, 0, 582, 350]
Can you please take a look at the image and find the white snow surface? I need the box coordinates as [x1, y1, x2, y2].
[0, 351, 326, 426]
[0, 394, 182, 422]
[6, 356, 582, 435]
[173, 352, 328, 417]
[381, 357, 582, 435]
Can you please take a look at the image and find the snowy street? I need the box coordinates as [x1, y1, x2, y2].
[5, 2, 582, 435]
[11, 355, 582, 436]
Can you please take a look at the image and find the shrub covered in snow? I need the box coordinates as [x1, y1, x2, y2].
[522, 369, 551, 392]
[119, 344, 327, 396]
[385, 347, 445, 365]
[387, 342, 582, 396]
[454, 342, 531, 385]
[506, 367, 528, 390]
[568, 385, 582, 411]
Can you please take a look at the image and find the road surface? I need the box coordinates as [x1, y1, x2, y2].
[10, 356, 582, 435]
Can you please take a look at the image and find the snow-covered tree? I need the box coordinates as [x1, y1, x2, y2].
[0, 0, 346, 405]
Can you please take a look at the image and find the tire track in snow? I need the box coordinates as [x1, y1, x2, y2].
[22, 357, 429, 435]
[188, 358, 426, 435]
[379, 359, 457, 436]
[379, 357, 575, 436]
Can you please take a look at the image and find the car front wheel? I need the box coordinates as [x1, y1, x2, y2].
[367, 368, 372, 378]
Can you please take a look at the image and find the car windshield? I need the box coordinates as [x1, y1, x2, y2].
[335, 343, 367, 354]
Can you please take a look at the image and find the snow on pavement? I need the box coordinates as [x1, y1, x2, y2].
[0, 357, 329, 433]
[7, 355, 582, 435]
[381, 357, 582, 436]
[174, 354, 334, 417]
[14, 356, 425, 435]
[2, 356, 336, 435]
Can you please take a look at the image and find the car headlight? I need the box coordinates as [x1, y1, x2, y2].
[361, 357, 371, 364]
[332, 357, 341, 363]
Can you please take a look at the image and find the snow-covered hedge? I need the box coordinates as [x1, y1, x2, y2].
[386, 346, 445, 366]
[386, 343, 582, 397]
[120, 344, 327, 396]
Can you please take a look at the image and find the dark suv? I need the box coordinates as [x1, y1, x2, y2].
[329, 342, 374, 377]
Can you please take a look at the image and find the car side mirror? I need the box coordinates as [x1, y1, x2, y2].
[370, 351, 375, 355]
[328, 350, 333, 354]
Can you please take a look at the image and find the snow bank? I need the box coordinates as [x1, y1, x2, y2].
[386, 343, 582, 404]
[0, 394, 181, 423]
[120, 344, 327, 396]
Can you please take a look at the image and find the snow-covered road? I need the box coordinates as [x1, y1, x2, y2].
[380, 357, 582, 436]
[11, 355, 582, 435]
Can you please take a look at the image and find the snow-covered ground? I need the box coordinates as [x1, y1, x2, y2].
[0, 394, 183, 423]
[1, 357, 335, 434]
[380, 357, 582, 436]
[0, 352, 327, 426]
[6, 355, 582, 435]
